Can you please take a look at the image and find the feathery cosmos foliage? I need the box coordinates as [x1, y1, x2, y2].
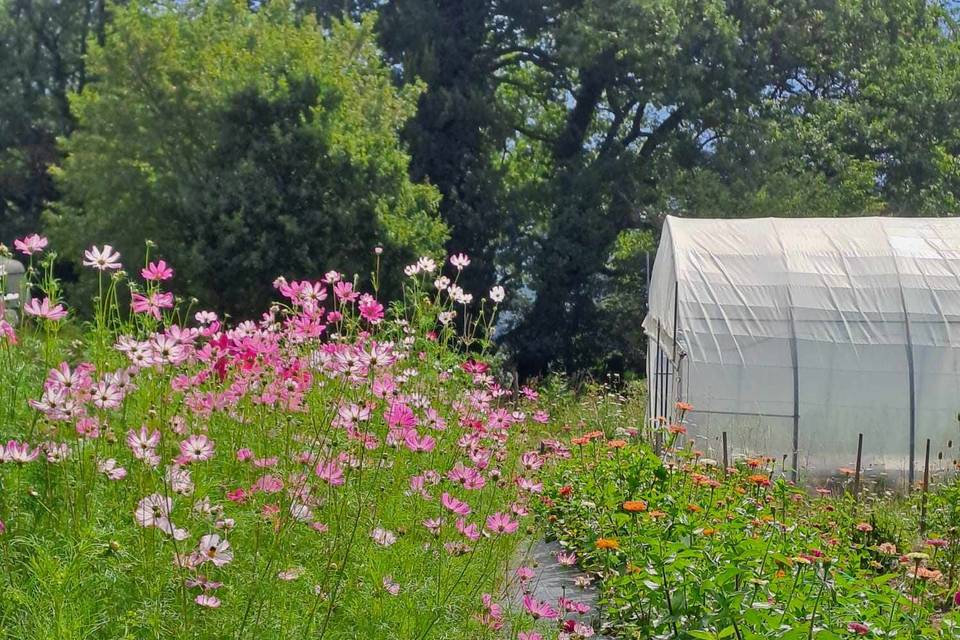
[0, 234, 588, 639]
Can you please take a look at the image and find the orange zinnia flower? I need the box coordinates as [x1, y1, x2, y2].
[702, 527, 718, 536]
[649, 510, 667, 519]
[667, 423, 686, 435]
[748, 474, 771, 487]
[687, 504, 702, 513]
[595, 538, 620, 551]
[623, 500, 647, 513]
[585, 430, 604, 440]
[607, 439, 628, 449]
[675, 401, 694, 412]
[571, 436, 590, 446]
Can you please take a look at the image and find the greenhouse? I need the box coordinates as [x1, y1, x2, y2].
[645, 215, 960, 485]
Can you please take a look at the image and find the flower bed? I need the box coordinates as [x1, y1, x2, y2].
[0, 237, 547, 638]
[538, 411, 960, 638]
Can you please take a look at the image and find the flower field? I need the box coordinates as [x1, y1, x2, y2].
[0, 237, 574, 639]
[538, 405, 960, 639]
[5, 235, 960, 640]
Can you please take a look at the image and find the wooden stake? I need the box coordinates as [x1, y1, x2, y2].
[920, 438, 931, 536]
[722, 431, 729, 475]
[854, 433, 863, 499]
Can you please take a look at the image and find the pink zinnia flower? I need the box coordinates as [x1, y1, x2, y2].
[197, 534, 233, 567]
[141, 260, 174, 281]
[485, 512, 519, 535]
[441, 492, 471, 516]
[23, 297, 68, 321]
[14, 233, 48, 256]
[83, 244, 122, 270]
[180, 434, 215, 462]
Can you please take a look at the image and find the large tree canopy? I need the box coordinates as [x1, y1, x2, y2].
[4, 0, 960, 376]
[48, 0, 445, 313]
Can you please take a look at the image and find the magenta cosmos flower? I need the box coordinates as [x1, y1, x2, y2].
[14, 234, 48, 256]
[82, 244, 121, 270]
[23, 297, 68, 321]
[441, 492, 471, 516]
[521, 594, 558, 620]
[141, 260, 174, 281]
[485, 512, 519, 535]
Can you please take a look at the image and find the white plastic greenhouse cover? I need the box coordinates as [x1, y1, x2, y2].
[644, 215, 960, 486]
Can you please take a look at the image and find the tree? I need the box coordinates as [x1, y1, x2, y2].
[48, 0, 445, 313]
[491, 0, 960, 376]
[0, 0, 111, 243]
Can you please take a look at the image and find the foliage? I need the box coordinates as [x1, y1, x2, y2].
[47, 0, 446, 316]
[537, 409, 960, 638]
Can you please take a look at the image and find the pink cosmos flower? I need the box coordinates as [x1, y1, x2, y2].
[197, 534, 233, 567]
[195, 310, 218, 324]
[516, 566, 535, 582]
[98, 458, 127, 480]
[404, 431, 436, 453]
[236, 448, 254, 462]
[83, 244, 122, 271]
[315, 460, 345, 486]
[371, 527, 397, 547]
[456, 518, 481, 541]
[449, 253, 470, 270]
[2, 440, 40, 463]
[358, 294, 384, 324]
[14, 233, 48, 255]
[522, 594, 558, 620]
[131, 291, 174, 320]
[195, 594, 221, 608]
[333, 281, 359, 302]
[134, 493, 173, 530]
[423, 518, 443, 536]
[141, 260, 174, 281]
[441, 492, 471, 516]
[23, 297, 68, 321]
[76, 417, 100, 439]
[180, 434, 215, 462]
[520, 451, 544, 470]
[382, 576, 400, 596]
[555, 551, 577, 566]
[91, 380, 122, 409]
[489, 285, 505, 303]
[0, 319, 16, 344]
[127, 426, 160, 462]
[485, 512, 519, 535]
